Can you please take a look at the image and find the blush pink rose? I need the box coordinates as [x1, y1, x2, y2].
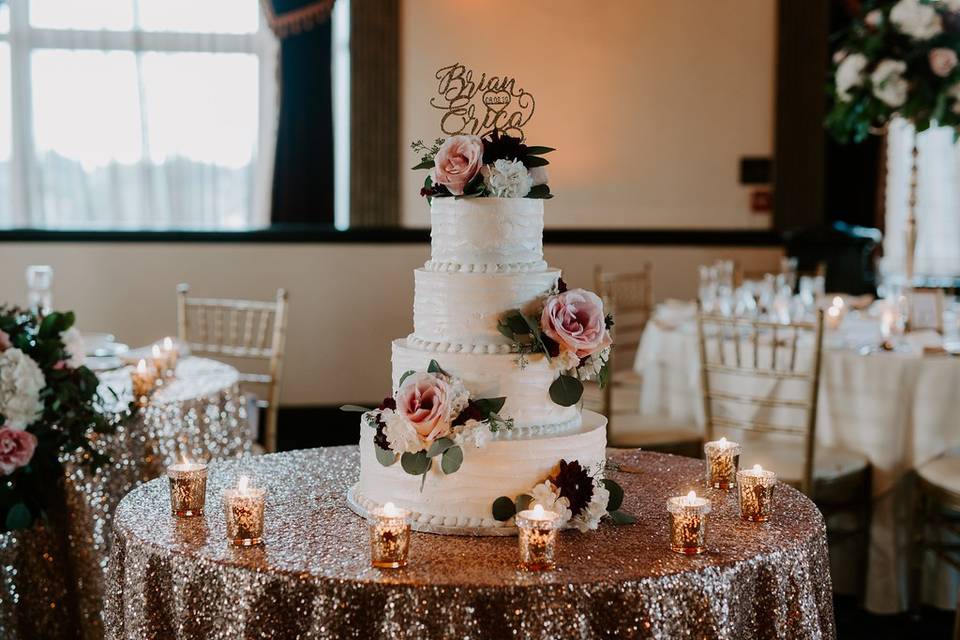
[0, 330, 11, 352]
[929, 48, 959, 78]
[0, 426, 38, 476]
[541, 288, 612, 358]
[396, 372, 452, 442]
[431, 135, 483, 195]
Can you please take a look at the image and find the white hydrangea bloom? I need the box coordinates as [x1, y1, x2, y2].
[444, 375, 471, 422]
[529, 481, 572, 525]
[381, 409, 423, 453]
[452, 419, 491, 449]
[555, 349, 581, 372]
[0, 348, 46, 430]
[573, 347, 611, 382]
[871, 59, 909, 107]
[890, 0, 943, 40]
[481, 159, 533, 198]
[572, 478, 610, 532]
[835, 52, 868, 102]
[60, 327, 86, 369]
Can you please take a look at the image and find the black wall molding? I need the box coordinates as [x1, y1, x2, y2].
[0, 226, 782, 247]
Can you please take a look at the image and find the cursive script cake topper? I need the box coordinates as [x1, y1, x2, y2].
[429, 62, 535, 140]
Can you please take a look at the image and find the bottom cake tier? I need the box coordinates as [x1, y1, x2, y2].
[349, 410, 608, 535]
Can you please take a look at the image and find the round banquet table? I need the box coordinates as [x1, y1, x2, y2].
[103, 447, 835, 640]
[0, 357, 251, 640]
[633, 301, 960, 613]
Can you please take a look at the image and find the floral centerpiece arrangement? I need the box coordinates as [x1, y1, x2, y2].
[0, 308, 117, 531]
[491, 459, 634, 530]
[411, 129, 554, 199]
[343, 360, 512, 490]
[497, 279, 613, 407]
[828, 0, 960, 142]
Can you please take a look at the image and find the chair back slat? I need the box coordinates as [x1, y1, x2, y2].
[696, 305, 824, 495]
[176, 284, 289, 452]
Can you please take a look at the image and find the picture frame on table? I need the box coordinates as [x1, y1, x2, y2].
[906, 289, 945, 334]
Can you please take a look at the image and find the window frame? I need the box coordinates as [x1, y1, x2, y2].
[0, 0, 278, 230]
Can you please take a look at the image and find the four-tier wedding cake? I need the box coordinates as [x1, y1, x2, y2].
[348, 131, 624, 535]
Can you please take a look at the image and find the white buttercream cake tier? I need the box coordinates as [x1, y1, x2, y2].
[391, 338, 580, 431]
[411, 268, 560, 352]
[353, 410, 608, 534]
[426, 197, 546, 273]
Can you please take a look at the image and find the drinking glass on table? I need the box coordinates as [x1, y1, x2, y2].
[699, 265, 718, 312]
[26, 265, 53, 315]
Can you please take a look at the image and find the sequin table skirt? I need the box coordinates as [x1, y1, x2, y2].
[0, 357, 251, 640]
[104, 447, 835, 639]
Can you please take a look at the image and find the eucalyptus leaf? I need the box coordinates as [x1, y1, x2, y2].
[340, 404, 372, 413]
[514, 494, 533, 512]
[441, 446, 463, 474]
[375, 445, 397, 467]
[426, 360, 448, 376]
[602, 479, 624, 512]
[411, 159, 435, 170]
[497, 321, 516, 340]
[5, 503, 32, 530]
[524, 146, 555, 155]
[427, 436, 455, 458]
[608, 509, 636, 525]
[492, 496, 516, 521]
[473, 397, 506, 416]
[527, 184, 553, 199]
[398, 370, 417, 387]
[598, 363, 611, 390]
[549, 375, 584, 407]
[400, 450, 430, 475]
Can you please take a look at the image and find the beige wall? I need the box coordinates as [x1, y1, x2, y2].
[0, 244, 780, 405]
[400, 0, 776, 229]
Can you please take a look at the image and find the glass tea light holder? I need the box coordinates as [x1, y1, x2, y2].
[516, 504, 561, 571]
[131, 358, 156, 407]
[737, 464, 777, 522]
[704, 437, 741, 489]
[167, 458, 208, 517]
[824, 296, 845, 331]
[224, 476, 266, 546]
[160, 336, 180, 378]
[667, 491, 711, 555]
[368, 501, 412, 569]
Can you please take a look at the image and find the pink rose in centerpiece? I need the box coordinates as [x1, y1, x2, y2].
[0, 330, 11, 352]
[929, 48, 959, 78]
[396, 372, 452, 442]
[541, 289, 612, 358]
[0, 426, 38, 475]
[431, 135, 483, 195]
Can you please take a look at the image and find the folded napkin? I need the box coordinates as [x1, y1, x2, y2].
[654, 299, 697, 329]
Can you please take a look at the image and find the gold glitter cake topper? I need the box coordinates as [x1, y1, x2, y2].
[430, 62, 536, 140]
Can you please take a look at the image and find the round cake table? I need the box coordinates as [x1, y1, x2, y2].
[0, 357, 251, 640]
[104, 447, 835, 639]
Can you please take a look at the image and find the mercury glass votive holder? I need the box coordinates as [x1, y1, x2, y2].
[368, 503, 411, 569]
[516, 507, 561, 571]
[666, 493, 711, 555]
[737, 466, 777, 522]
[223, 485, 267, 546]
[167, 463, 208, 517]
[704, 438, 741, 489]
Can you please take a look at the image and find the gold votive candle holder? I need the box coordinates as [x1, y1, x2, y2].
[737, 464, 777, 522]
[223, 476, 266, 546]
[368, 502, 411, 569]
[704, 437, 741, 489]
[167, 461, 208, 517]
[160, 336, 179, 379]
[131, 358, 155, 407]
[516, 504, 561, 571]
[667, 491, 711, 555]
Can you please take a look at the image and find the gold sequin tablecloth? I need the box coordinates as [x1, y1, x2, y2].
[0, 357, 251, 640]
[104, 447, 835, 640]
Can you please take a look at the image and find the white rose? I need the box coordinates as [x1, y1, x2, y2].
[481, 159, 533, 198]
[60, 327, 86, 369]
[381, 409, 423, 453]
[890, 0, 942, 40]
[529, 481, 572, 525]
[0, 348, 46, 430]
[871, 59, 909, 107]
[836, 53, 869, 102]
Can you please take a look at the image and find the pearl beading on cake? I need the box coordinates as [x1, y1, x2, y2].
[405, 335, 515, 354]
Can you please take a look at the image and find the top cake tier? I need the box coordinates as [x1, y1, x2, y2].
[426, 198, 546, 273]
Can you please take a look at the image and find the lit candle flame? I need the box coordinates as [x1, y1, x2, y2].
[163, 336, 174, 351]
[832, 296, 844, 308]
[753, 464, 763, 472]
[136, 359, 148, 374]
[685, 490, 697, 505]
[719, 437, 727, 446]
[151, 344, 162, 358]
[238, 475, 250, 494]
[383, 501, 398, 517]
[532, 504, 544, 518]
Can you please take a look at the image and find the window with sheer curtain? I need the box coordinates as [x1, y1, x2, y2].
[885, 118, 960, 278]
[0, 0, 277, 230]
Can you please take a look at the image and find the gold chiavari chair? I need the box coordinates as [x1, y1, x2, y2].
[909, 453, 960, 614]
[590, 265, 700, 456]
[177, 284, 289, 453]
[697, 306, 872, 592]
